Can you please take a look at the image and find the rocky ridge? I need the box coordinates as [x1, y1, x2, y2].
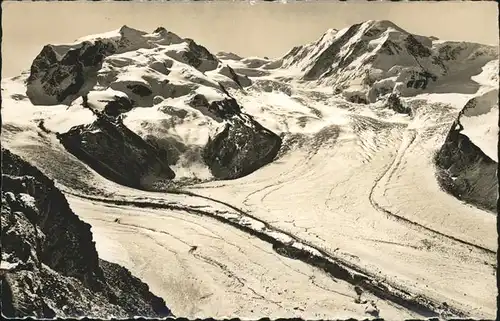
[435, 90, 498, 212]
[1, 148, 173, 318]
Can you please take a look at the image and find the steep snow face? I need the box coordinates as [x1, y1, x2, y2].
[462, 59, 499, 163]
[280, 27, 341, 74]
[279, 20, 498, 103]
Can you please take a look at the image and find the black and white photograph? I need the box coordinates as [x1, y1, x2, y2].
[1, 0, 498, 320]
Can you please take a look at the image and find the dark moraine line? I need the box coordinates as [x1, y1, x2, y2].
[65, 190, 466, 318]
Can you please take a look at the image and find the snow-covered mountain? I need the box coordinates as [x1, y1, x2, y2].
[1, 20, 498, 319]
[6, 25, 275, 189]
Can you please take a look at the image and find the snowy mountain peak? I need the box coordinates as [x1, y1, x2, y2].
[25, 26, 251, 106]
[281, 20, 412, 79]
[362, 19, 405, 33]
[280, 20, 497, 103]
[364, 19, 397, 28]
[119, 24, 148, 37]
[71, 25, 187, 54]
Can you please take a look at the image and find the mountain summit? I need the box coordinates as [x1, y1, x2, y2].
[26, 25, 250, 106]
[280, 20, 497, 103]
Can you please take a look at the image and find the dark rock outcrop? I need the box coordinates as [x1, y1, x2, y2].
[210, 98, 243, 118]
[27, 41, 116, 105]
[127, 84, 153, 97]
[203, 115, 282, 180]
[435, 100, 497, 212]
[188, 95, 242, 121]
[182, 38, 219, 72]
[386, 93, 412, 115]
[218, 65, 252, 88]
[405, 34, 432, 58]
[56, 114, 175, 190]
[188, 94, 241, 121]
[102, 95, 134, 117]
[346, 94, 369, 105]
[405, 71, 438, 90]
[1, 148, 173, 318]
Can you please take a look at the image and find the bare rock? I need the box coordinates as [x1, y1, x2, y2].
[1, 148, 173, 318]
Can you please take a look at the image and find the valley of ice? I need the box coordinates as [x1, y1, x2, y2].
[1, 20, 498, 319]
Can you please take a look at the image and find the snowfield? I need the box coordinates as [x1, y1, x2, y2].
[1, 20, 497, 319]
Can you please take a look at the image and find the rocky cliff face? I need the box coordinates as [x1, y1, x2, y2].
[27, 41, 116, 105]
[56, 113, 176, 190]
[1, 148, 173, 318]
[203, 114, 282, 180]
[435, 96, 498, 212]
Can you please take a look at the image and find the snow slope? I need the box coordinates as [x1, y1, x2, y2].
[1, 21, 497, 319]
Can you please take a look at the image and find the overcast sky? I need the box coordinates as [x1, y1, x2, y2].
[2, 1, 498, 78]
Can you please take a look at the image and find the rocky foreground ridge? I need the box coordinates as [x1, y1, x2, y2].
[1, 148, 173, 318]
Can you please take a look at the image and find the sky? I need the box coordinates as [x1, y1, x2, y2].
[2, 1, 499, 78]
